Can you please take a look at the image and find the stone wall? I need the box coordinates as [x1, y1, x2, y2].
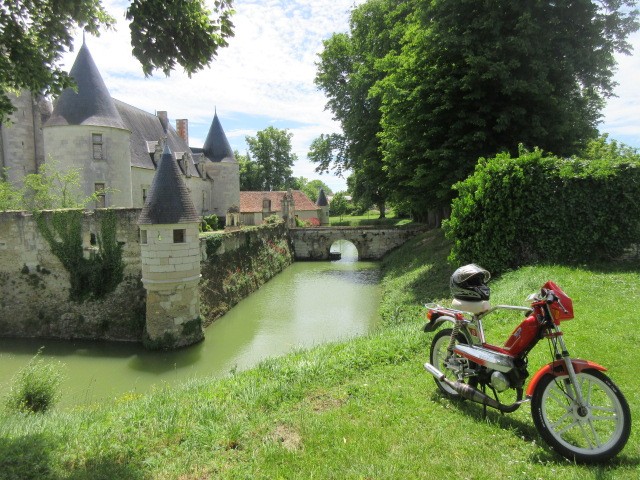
[199, 222, 293, 324]
[0, 208, 145, 341]
[0, 210, 292, 343]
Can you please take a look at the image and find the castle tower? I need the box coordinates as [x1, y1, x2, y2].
[43, 40, 132, 208]
[0, 91, 51, 186]
[138, 144, 204, 349]
[316, 188, 330, 226]
[202, 111, 240, 219]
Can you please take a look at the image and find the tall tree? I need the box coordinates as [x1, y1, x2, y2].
[0, 0, 235, 121]
[299, 178, 333, 203]
[312, 0, 412, 218]
[245, 126, 297, 191]
[376, 0, 638, 217]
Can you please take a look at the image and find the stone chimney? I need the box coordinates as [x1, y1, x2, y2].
[156, 111, 168, 123]
[176, 119, 189, 145]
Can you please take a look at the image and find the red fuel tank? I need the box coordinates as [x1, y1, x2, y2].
[502, 315, 539, 356]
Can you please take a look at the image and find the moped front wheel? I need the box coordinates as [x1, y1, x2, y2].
[531, 370, 631, 463]
[430, 328, 476, 398]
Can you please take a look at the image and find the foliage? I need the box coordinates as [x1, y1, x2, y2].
[36, 209, 125, 301]
[0, 170, 22, 210]
[444, 142, 640, 273]
[243, 127, 298, 191]
[262, 214, 281, 225]
[0, 161, 108, 211]
[0, 0, 235, 122]
[203, 233, 223, 257]
[312, 0, 411, 216]
[294, 177, 333, 203]
[199, 214, 220, 232]
[5, 349, 64, 414]
[126, 0, 234, 77]
[328, 192, 350, 220]
[376, 0, 639, 217]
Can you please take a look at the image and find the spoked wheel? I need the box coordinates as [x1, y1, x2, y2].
[531, 370, 631, 463]
[430, 328, 476, 398]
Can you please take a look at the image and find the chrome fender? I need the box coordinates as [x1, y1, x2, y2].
[525, 359, 607, 397]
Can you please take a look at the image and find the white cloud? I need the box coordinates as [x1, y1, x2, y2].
[61, 0, 362, 191]
[58, 0, 640, 195]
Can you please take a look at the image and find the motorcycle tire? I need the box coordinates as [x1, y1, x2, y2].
[429, 328, 476, 398]
[531, 369, 631, 463]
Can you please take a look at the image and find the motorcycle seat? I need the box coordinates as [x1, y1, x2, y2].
[452, 299, 491, 315]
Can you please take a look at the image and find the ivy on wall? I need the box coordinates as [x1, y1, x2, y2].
[36, 210, 125, 301]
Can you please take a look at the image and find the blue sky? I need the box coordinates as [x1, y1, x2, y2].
[62, 1, 640, 193]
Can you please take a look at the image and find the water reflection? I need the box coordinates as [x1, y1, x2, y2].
[0, 253, 380, 407]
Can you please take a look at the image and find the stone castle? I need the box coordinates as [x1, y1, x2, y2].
[0, 40, 240, 217]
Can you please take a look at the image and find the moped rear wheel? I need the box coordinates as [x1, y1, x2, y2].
[430, 328, 476, 398]
[531, 370, 631, 463]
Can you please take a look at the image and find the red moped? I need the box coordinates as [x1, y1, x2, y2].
[423, 280, 631, 463]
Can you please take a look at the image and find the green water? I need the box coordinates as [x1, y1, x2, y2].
[0, 241, 380, 407]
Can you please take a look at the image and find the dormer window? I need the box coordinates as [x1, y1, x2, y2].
[92, 133, 103, 160]
[263, 199, 271, 210]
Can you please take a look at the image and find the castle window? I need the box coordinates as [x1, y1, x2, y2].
[95, 183, 106, 208]
[92, 133, 103, 160]
[140, 229, 148, 244]
[173, 229, 186, 243]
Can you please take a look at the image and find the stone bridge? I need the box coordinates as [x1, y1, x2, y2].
[289, 225, 428, 260]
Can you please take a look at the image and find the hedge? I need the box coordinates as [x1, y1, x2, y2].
[444, 142, 640, 274]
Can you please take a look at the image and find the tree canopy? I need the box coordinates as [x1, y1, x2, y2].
[294, 177, 333, 203]
[0, 0, 235, 122]
[314, 0, 638, 220]
[241, 127, 298, 191]
[311, 0, 410, 217]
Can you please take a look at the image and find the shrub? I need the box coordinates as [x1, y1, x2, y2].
[444, 143, 640, 274]
[5, 350, 65, 414]
[263, 214, 282, 225]
[200, 214, 220, 232]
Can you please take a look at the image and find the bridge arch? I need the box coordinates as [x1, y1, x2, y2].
[289, 226, 427, 261]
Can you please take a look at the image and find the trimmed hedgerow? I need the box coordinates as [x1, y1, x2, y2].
[444, 141, 640, 274]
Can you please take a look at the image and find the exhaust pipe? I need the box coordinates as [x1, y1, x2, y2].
[424, 362, 521, 413]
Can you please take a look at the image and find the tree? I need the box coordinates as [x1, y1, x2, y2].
[236, 151, 263, 191]
[0, 161, 105, 211]
[329, 191, 349, 220]
[295, 177, 333, 203]
[376, 0, 639, 218]
[0, 0, 235, 122]
[245, 126, 297, 191]
[312, 0, 411, 218]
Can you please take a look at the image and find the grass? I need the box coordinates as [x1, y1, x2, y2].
[0, 230, 638, 479]
[330, 210, 416, 227]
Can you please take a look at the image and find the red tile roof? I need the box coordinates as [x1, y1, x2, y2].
[240, 191, 318, 213]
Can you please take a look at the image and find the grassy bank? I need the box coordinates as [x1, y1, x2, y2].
[1, 230, 638, 479]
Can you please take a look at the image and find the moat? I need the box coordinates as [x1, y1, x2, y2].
[0, 241, 381, 407]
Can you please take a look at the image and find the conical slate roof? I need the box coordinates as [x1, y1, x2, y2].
[316, 188, 328, 207]
[138, 144, 200, 225]
[202, 112, 235, 162]
[45, 42, 125, 129]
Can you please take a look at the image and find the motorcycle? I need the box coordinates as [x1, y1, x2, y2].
[423, 280, 631, 463]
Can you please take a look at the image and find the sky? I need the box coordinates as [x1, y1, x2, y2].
[61, 0, 640, 194]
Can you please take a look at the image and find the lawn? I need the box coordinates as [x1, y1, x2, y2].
[0, 229, 638, 479]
